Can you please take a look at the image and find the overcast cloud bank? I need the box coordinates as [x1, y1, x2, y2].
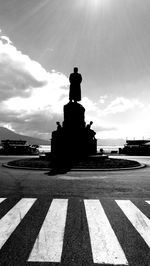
[0, 30, 147, 140]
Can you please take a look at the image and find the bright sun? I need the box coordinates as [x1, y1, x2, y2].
[85, 0, 111, 11]
[75, 0, 111, 12]
[92, 0, 101, 7]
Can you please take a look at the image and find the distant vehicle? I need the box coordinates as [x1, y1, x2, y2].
[119, 140, 150, 155]
[0, 140, 39, 155]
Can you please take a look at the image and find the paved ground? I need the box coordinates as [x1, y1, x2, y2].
[0, 155, 150, 265]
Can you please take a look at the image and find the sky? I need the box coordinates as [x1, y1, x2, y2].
[0, 0, 150, 140]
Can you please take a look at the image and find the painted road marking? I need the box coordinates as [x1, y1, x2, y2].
[116, 200, 150, 248]
[0, 198, 36, 249]
[0, 198, 6, 204]
[0, 198, 150, 264]
[28, 198, 68, 262]
[145, 200, 150, 205]
[84, 199, 128, 265]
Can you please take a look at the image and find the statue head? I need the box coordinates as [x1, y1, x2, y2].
[74, 67, 78, 73]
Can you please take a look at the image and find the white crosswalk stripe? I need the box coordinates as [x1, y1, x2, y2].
[116, 200, 150, 248]
[0, 198, 6, 204]
[84, 199, 128, 265]
[0, 198, 150, 264]
[0, 198, 36, 250]
[28, 198, 68, 262]
[145, 200, 150, 205]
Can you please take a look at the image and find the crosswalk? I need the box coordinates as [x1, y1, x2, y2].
[0, 198, 149, 265]
[29, 199, 68, 262]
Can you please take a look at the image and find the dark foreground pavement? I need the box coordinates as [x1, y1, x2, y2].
[0, 155, 150, 265]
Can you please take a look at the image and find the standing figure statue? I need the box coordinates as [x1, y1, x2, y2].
[69, 67, 82, 102]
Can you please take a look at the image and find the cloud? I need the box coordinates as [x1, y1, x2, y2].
[82, 96, 144, 120]
[80, 95, 146, 139]
[1, 35, 12, 45]
[0, 36, 48, 101]
[0, 106, 63, 139]
[0, 32, 69, 99]
[81, 97, 98, 112]
[0, 31, 70, 138]
[98, 95, 108, 104]
[0, 30, 147, 140]
[103, 97, 144, 115]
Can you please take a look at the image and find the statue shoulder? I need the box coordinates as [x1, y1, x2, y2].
[78, 73, 82, 81]
[69, 73, 73, 81]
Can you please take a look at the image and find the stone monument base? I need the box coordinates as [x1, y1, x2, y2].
[51, 101, 97, 170]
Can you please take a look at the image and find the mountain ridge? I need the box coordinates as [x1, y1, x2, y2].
[0, 127, 50, 145]
[0, 127, 127, 146]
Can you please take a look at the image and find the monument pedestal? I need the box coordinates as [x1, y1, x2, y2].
[63, 101, 85, 130]
[51, 102, 97, 165]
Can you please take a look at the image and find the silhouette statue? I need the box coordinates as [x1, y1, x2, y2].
[51, 68, 97, 174]
[86, 121, 93, 130]
[56, 122, 62, 131]
[69, 67, 82, 102]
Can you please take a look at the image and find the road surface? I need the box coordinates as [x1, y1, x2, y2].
[0, 155, 150, 265]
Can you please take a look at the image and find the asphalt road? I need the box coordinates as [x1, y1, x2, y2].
[0, 155, 150, 265]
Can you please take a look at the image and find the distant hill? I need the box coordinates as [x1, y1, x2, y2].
[0, 127, 50, 145]
[0, 127, 128, 147]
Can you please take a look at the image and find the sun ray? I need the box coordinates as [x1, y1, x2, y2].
[78, 0, 111, 10]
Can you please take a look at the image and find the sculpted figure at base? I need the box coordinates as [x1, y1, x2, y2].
[56, 122, 62, 131]
[69, 67, 82, 102]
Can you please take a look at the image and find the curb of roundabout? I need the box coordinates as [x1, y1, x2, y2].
[2, 162, 146, 172]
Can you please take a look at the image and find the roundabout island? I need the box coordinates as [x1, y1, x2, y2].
[3, 154, 145, 172]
